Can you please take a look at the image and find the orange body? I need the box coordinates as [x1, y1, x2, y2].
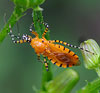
[9, 22, 80, 69]
[30, 37, 80, 68]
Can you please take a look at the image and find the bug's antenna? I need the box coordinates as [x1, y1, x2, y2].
[65, 42, 95, 55]
[16, 21, 21, 39]
[4, 13, 10, 33]
[4, 13, 7, 25]
[16, 22, 20, 36]
[66, 43, 96, 55]
[50, 40, 96, 55]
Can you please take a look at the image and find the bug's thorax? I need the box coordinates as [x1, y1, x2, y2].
[30, 37, 48, 53]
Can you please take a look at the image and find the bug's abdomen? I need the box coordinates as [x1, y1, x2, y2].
[44, 44, 80, 68]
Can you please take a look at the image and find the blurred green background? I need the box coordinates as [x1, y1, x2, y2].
[0, 0, 100, 93]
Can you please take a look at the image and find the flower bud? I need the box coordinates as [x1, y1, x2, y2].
[80, 39, 100, 70]
[45, 69, 79, 93]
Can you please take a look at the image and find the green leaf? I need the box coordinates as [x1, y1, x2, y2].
[77, 78, 100, 93]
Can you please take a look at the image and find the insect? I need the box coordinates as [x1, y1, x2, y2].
[8, 21, 93, 71]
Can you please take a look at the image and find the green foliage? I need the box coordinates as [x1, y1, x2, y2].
[12, 0, 45, 9]
[77, 78, 100, 93]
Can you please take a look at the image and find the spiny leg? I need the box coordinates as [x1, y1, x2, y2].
[49, 40, 95, 54]
[42, 22, 49, 37]
[44, 57, 49, 71]
[8, 24, 27, 44]
[30, 21, 49, 37]
[36, 54, 43, 63]
[8, 24, 21, 40]
[29, 22, 39, 37]
[37, 20, 49, 37]
[37, 54, 40, 60]
[36, 54, 48, 71]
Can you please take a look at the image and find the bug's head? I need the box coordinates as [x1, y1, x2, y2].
[22, 34, 31, 42]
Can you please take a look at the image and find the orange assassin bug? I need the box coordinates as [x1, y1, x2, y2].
[8, 21, 93, 71]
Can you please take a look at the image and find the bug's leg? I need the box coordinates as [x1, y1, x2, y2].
[42, 22, 49, 38]
[37, 54, 41, 62]
[49, 40, 95, 54]
[44, 57, 49, 71]
[36, 53, 43, 63]
[8, 24, 21, 40]
[9, 33, 27, 44]
[36, 54, 49, 71]
[8, 24, 27, 44]
[29, 22, 39, 37]
[37, 54, 40, 60]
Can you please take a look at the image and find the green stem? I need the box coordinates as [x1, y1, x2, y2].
[32, 8, 52, 92]
[33, 9, 44, 37]
[77, 78, 100, 93]
[0, 6, 26, 44]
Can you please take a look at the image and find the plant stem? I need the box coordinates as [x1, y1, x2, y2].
[33, 9, 44, 37]
[32, 8, 52, 92]
[0, 6, 26, 44]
